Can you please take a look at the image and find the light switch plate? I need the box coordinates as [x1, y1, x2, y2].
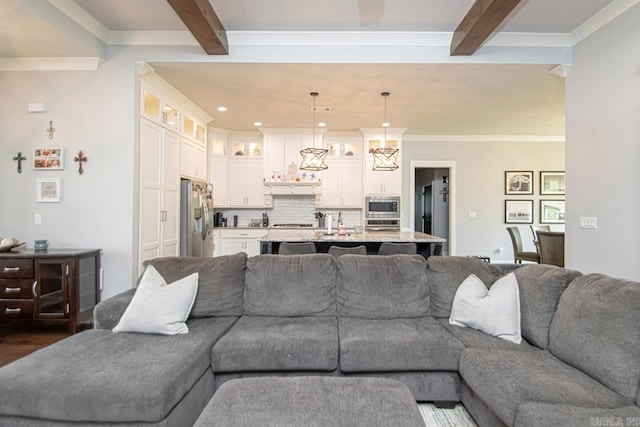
[579, 217, 597, 229]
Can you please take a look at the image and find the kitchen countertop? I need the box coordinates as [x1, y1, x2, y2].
[260, 230, 446, 243]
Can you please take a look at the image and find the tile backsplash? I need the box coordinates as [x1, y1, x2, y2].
[218, 195, 362, 228]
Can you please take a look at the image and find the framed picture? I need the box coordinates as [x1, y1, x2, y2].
[33, 147, 64, 170]
[36, 178, 62, 203]
[540, 200, 565, 224]
[540, 171, 565, 195]
[505, 200, 533, 224]
[505, 171, 533, 195]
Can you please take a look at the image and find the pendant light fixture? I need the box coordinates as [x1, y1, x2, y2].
[299, 92, 328, 171]
[372, 92, 399, 171]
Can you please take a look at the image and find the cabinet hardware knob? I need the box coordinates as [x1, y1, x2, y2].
[4, 287, 20, 294]
[5, 308, 21, 314]
[3, 267, 20, 272]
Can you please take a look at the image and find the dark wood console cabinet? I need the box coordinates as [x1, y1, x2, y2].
[0, 249, 101, 333]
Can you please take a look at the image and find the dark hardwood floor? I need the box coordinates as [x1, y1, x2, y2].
[0, 325, 71, 368]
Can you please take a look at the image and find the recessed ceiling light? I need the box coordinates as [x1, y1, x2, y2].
[382, 122, 390, 127]
[217, 106, 227, 112]
[253, 121, 262, 127]
[318, 122, 326, 127]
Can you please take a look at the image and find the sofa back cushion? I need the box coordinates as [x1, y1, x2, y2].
[549, 273, 640, 400]
[514, 264, 582, 349]
[337, 254, 429, 318]
[244, 254, 336, 316]
[143, 253, 247, 317]
[426, 256, 495, 318]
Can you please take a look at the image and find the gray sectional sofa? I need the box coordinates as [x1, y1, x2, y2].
[0, 253, 639, 426]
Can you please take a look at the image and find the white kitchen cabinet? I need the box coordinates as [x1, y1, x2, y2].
[229, 138, 263, 158]
[318, 157, 362, 207]
[209, 154, 227, 207]
[227, 158, 269, 207]
[181, 137, 207, 181]
[182, 112, 207, 145]
[138, 118, 180, 273]
[140, 81, 180, 132]
[218, 229, 267, 257]
[263, 134, 315, 180]
[361, 129, 404, 196]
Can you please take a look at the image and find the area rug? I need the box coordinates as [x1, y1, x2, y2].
[418, 403, 477, 426]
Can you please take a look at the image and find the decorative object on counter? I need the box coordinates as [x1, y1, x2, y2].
[74, 150, 87, 175]
[0, 237, 24, 252]
[262, 212, 269, 227]
[34, 239, 48, 251]
[12, 152, 26, 174]
[372, 92, 399, 171]
[315, 212, 326, 228]
[287, 162, 298, 181]
[354, 225, 364, 234]
[300, 92, 328, 171]
[36, 177, 62, 203]
[46, 120, 55, 139]
[33, 147, 63, 170]
[325, 214, 333, 235]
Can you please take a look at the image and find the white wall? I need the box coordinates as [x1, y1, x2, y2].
[0, 57, 136, 298]
[565, 3, 640, 280]
[402, 139, 565, 262]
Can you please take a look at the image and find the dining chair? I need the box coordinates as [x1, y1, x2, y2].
[278, 242, 317, 255]
[377, 242, 417, 255]
[536, 231, 565, 267]
[530, 225, 551, 252]
[328, 245, 367, 257]
[506, 227, 540, 263]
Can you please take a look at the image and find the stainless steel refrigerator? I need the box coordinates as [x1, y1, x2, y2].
[180, 179, 214, 257]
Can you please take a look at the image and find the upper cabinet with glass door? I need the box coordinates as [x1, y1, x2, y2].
[141, 81, 180, 132]
[229, 138, 263, 158]
[325, 134, 362, 158]
[182, 112, 207, 146]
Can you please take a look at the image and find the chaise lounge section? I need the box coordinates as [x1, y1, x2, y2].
[0, 253, 638, 427]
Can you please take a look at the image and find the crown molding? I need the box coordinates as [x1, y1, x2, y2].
[0, 57, 104, 71]
[570, 0, 640, 45]
[402, 134, 565, 142]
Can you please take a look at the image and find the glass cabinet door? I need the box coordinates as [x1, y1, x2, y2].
[34, 259, 68, 319]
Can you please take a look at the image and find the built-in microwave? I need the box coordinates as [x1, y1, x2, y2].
[365, 196, 400, 218]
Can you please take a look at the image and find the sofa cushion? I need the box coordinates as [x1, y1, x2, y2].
[113, 266, 198, 335]
[514, 402, 640, 427]
[459, 348, 631, 426]
[449, 273, 521, 344]
[339, 317, 464, 372]
[0, 317, 237, 423]
[211, 316, 339, 372]
[244, 254, 336, 316]
[144, 253, 247, 317]
[514, 264, 582, 349]
[337, 254, 429, 318]
[549, 273, 640, 400]
[427, 256, 495, 318]
[437, 318, 538, 352]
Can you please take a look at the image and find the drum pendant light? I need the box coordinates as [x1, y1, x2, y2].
[300, 92, 328, 171]
[372, 92, 399, 171]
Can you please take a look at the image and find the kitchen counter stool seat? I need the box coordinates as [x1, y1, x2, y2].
[278, 241, 317, 255]
[377, 242, 417, 255]
[328, 245, 367, 257]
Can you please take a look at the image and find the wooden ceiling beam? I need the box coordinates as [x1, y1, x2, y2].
[450, 0, 521, 56]
[166, 0, 228, 55]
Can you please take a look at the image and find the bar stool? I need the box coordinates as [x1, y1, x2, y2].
[377, 242, 417, 255]
[278, 242, 317, 255]
[328, 245, 367, 257]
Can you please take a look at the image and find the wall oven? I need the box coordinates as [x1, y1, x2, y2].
[365, 196, 401, 231]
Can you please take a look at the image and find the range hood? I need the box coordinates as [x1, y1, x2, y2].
[264, 181, 322, 195]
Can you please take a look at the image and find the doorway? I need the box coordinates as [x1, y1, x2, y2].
[409, 161, 456, 255]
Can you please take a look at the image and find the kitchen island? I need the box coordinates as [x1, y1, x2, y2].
[260, 230, 446, 258]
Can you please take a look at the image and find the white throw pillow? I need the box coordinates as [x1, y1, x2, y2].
[449, 273, 522, 344]
[113, 266, 198, 335]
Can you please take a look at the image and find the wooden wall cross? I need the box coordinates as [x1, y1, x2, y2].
[74, 150, 87, 175]
[13, 152, 26, 174]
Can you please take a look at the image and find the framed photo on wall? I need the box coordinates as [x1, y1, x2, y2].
[33, 148, 64, 170]
[505, 171, 533, 195]
[36, 178, 62, 203]
[540, 171, 565, 195]
[540, 200, 565, 224]
[505, 200, 533, 224]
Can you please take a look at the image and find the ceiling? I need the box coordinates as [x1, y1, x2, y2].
[1, 0, 620, 135]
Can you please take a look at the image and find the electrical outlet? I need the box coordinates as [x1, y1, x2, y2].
[34, 213, 42, 224]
